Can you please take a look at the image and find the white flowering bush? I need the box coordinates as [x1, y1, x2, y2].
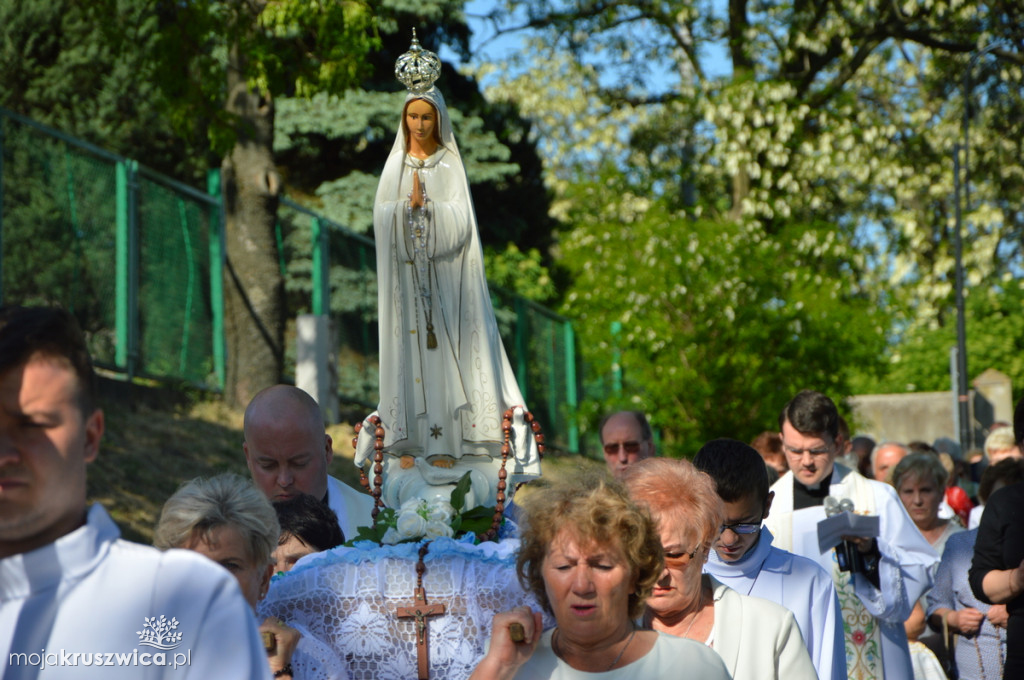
[349, 472, 498, 545]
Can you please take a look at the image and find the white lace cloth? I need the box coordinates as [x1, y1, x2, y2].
[258, 537, 543, 680]
[292, 621, 350, 680]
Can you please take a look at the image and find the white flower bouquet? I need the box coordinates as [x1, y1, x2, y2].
[349, 472, 499, 545]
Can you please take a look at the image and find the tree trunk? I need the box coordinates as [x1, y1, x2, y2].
[221, 44, 284, 408]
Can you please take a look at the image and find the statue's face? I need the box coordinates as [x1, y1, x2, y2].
[405, 99, 438, 148]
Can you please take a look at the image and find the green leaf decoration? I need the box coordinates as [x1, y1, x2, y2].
[450, 471, 473, 513]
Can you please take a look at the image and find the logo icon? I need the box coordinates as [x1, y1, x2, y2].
[137, 616, 184, 650]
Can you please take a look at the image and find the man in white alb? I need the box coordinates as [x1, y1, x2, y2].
[244, 385, 375, 541]
[0, 306, 269, 679]
[764, 389, 938, 680]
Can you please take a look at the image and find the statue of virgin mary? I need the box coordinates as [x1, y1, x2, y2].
[354, 32, 541, 511]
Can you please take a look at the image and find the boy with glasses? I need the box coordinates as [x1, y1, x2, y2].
[695, 438, 846, 680]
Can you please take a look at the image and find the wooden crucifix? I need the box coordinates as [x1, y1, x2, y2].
[395, 543, 446, 680]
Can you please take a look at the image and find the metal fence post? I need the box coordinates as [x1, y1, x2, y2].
[115, 159, 139, 377]
[610, 320, 623, 395]
[563, 321, 579, 453]
[311, 216, 329, 316]
[207, 169, 226, 390]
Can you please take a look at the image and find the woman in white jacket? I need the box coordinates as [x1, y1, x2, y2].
[623, 457, 818, 680]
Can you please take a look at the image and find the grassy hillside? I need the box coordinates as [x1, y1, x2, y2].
[87, 379, 598, 545]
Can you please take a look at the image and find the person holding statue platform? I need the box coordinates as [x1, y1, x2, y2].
[694, 437, 846, 680]
[0, 306, 269, 679]
[244, 384, 374, 542]
[470, 473, 732, 680]
[764, 389, 939, 679]
[155, 473, 347, 680]
[273, 493, 345, 574]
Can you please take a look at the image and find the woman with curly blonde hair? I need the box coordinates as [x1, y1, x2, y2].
[470, 472, 730, 679]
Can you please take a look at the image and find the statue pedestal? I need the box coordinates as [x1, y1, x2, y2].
[259, 538, 543, 680]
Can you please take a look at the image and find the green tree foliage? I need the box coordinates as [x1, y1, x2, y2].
[557, 170, 885, 455]
[471, 0, 1023, 446]
[0, 0, 212, 179]
[136, 0, 382, 406]
[854, 280, 1024, 399]
[0, 0, 383, 405]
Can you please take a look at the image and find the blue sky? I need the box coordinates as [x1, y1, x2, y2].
[440, 0, 733, 89]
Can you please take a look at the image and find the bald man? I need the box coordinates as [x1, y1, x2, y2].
[244, 385, 374, 541]
[872, 442, 908, 483]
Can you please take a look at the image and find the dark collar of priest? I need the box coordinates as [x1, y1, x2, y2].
[794, 475, 832, 510]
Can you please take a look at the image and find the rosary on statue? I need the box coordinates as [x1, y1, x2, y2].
[407, 167, 437, 349]
[395, 542, 446, 680]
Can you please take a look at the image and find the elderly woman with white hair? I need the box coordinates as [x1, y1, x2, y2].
[155, 473, 346, 680]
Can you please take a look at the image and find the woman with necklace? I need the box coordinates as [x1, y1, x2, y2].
[470, 474, 730, 679]
[623, 458, 817, 680]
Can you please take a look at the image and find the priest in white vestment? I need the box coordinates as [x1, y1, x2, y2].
[695, 438, 846, 680]
[764, 390, 938, 680]
[0, 306, 269, 679]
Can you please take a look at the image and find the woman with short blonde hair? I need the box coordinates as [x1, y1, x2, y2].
[471, 472, 731, 679]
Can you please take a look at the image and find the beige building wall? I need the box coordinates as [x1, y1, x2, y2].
[847, 369, 1012, 451]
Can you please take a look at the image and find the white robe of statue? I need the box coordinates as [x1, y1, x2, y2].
[354, 87, 541, 510]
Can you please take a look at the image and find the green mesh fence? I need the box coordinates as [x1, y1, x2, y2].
[279, 199, 381, 406]
[0, 109, 222, 387]
[490, 287, 579, 454]
[136, 169, 218, 385]
[0, 112, 119, 364]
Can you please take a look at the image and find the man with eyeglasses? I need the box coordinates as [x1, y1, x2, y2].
[695, 439, 845, 680]
[764, 389, 938, 680]
[599, 410, 655, 478]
